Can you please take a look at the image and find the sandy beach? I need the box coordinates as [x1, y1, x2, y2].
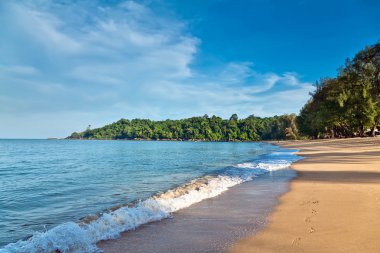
[230, 137, 380, 253]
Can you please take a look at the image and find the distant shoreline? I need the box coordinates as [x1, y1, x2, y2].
[63, 136, 379, 143]
[64, 138, 256, 142]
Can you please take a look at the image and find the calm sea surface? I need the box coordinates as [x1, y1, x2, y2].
[0, 140, 297, 251]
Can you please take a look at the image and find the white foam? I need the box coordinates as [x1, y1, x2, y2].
[235, 160, 291, 171]
[0, 222, 98, 253]
[1, 153, 297, 253]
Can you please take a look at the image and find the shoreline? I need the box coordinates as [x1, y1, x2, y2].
[98, 169, 297, 253]
[229, 137, 380, 253]
[96, 144, 299, 253]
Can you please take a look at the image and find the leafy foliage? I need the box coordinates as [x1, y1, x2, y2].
[67, 114, 299, 141]
[297, 42, 380, 138]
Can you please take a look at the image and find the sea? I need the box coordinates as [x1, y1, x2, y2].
[0, 139, 299, 253]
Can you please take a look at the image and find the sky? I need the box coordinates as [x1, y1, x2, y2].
[0, 0, 379, 138]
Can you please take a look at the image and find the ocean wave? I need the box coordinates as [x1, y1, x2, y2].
[235, 160, 291, 171]
[1, 150, 298, 253]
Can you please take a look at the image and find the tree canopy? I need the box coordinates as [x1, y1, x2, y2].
[297, 42, 380, 138]
[67, 114, 299, 141]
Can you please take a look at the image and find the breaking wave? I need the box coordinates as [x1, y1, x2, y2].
[0, 149, 298, 253]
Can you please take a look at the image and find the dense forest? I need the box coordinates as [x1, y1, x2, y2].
[68, 114, 299, 141]
[68, 42, 379, 141]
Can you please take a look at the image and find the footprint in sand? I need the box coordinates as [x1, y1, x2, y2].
[292, 237, 302, 246]
[300, 199, 319, 206]
[311, 209, 317, 214]
[304, 217, 311, 223]
[309, 227, 315, 233]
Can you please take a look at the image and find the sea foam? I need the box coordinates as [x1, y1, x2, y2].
[1, 149, 298, 253]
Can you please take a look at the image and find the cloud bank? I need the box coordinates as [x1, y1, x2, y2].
[0, 0, 314, 138]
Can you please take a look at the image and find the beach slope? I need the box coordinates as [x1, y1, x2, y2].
[229, 137, 380, 253]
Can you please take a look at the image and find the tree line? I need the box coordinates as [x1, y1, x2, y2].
[68, 114, 299, 141]
[68, 42, 379, 141]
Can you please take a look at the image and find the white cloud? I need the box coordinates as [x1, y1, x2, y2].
[0, 1, 314, 138]
[9, 3, 82, 54]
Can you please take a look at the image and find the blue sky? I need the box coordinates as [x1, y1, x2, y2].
[0, 0, 379, 138]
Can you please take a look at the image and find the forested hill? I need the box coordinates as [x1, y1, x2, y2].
[67, 114, 299, 141]
[68, 42, 380, 141]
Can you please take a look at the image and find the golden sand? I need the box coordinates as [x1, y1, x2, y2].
[229, 137, 380, 253]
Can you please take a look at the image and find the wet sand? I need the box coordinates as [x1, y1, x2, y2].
[230, 137, 380, 253]
[99, 169, 296, 253]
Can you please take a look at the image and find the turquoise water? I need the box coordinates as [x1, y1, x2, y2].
[0, 140, 298, 252]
